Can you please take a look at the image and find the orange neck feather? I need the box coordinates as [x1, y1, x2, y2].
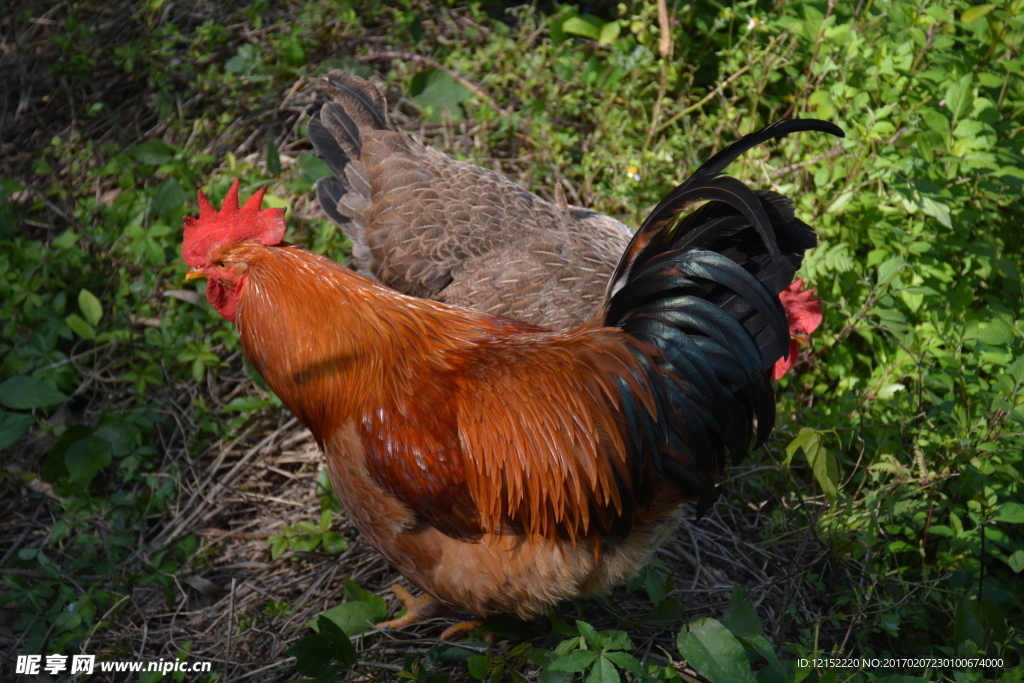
[228, 243, 475, 439]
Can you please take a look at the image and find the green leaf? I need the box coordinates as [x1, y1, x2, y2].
[0, 410, 35, 451]
[602, 651, 643, 677]
[281, 35, 306, 66]
[221, 396, 272, 413]
[153, 177, 185, 223]
[43, 424, 91, 481]
[809, 447, 840, 503]
[1006, 550, 1024, 573]
[876, 383, 905, 400]
[973, 319, 1016, 346]
[321, 530, 349, 553]
[410, 69, 472, 121]
[65, 437, 112, 487]
[576, 620, 602, 649]
[268, 534, 287, 560]
[920, 196, 952, 228]
[225, 44, 262, 74]
[310, 601, 376, 636]
[784, 428, 819, 467]
[426, 645, 477, 666]
[66, 314, 95, 340]
[946, 74, 974, 122]
[598, 21, 620, 46]
[466, 655, 490, 680]
[961, 4, 995, 24]
[877, 255, 904, 286]
[52, 228, 79, 250]
[677, 618, 757, 683]
[826, 191, 853, 213]
[562, 16, 601, 40]
[585, 656, 620, 683]
[976, 600, 1008, 645]
[318, 615, 358, 669]
[920, 107, 950, 135]
[287, 634, 333, 676]
[720, 586, 761, 638]
[343, 578, 388, 621]
[133, 139, 175, 165]
[78, 288, 103, 326]
[599, 628, 631, 652]
[953, 596, 1005, 649]
[721, 587, 783, 673]
[785, 428, 839, 502]
[300, 153, 332, 185]
[1007, 356, 1024, 384]
[549, 650, 599, 673]
[0, 376, 69, 409]
[643, 568, 667, 607]
[994, 502, 1024, 524]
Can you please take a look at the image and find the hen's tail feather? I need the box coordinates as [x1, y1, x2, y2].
[315, 175, 350, 228]
[319, 70, 391, 131]
[600, 119, 843, 514]
[307, 72, 398, 275]
[307, 102, 352, 179]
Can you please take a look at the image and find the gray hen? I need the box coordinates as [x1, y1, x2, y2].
[308, 70, 632, 331]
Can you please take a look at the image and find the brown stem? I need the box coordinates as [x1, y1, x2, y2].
[657, 0, 673, 58]
[356, 52, 509, 116]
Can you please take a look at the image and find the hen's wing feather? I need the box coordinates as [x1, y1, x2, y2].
[309, 70, 631, 329]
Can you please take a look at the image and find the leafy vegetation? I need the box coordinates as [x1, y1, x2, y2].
[2, 0, 1023, 681]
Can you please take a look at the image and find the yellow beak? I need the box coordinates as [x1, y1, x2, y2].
[185, 269, 207, 281]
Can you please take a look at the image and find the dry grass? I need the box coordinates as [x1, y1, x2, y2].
[3, 384, 839, 682]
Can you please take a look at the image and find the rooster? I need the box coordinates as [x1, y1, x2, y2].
[183, 119, 842, 629]
[308, 70, 822, 378]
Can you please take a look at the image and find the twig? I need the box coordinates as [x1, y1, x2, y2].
[225, 577, 237, 679]
[0, 567, 108, 581]
[0, 501, 44, 566]
[656, 0, 673, 58]
[25, 183, 79, 227]
[652, 66, 750, 137]
[771, 143, 845, 177]
[278, 76, 305, 111]
[80, 594, 132, 654]
[356, 52, 509, 116]
[359, 661, 404, 672]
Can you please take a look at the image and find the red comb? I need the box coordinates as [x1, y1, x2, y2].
[771, 279, 823, 380]
[182, 179, 286, 267]
[778, 278, 823, 336]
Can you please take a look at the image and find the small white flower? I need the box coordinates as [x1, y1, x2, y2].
[627, 165, 641, 181]
[746, 15, 763, 31]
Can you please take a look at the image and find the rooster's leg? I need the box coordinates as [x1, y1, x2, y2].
[439, 620, 485, 640]
[376, 586, 486, 640]
[376, 585, 445, 630]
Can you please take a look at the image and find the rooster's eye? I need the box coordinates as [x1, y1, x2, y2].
[217, 262, 227, 270]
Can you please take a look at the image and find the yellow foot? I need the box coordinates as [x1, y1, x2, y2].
[375, 585, 445, 630]
[439, 620, 483, 641]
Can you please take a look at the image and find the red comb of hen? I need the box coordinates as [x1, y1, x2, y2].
[771, 278, 823, 380]
[182, 179, 286, 268]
